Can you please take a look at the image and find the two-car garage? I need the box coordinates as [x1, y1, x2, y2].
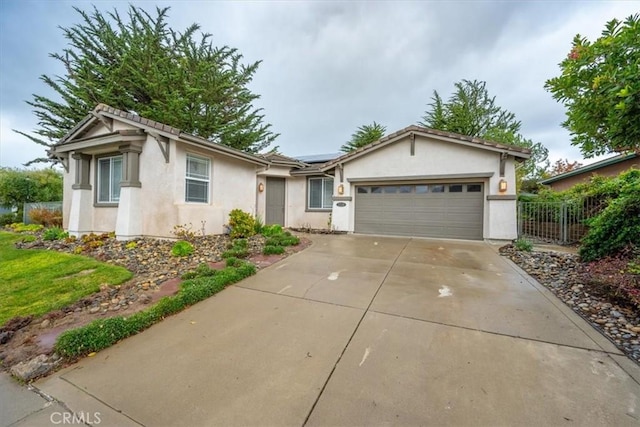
[309, 125, 530, 241]
[354, 182, 484, 240]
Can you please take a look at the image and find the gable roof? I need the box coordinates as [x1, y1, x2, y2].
[319, 125, 531, 171]
[53, 104, 269, 166]
[540, 152, 638, 185]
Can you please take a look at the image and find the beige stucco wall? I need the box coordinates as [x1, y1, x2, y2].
[168, 143, 258, 237]
[256, 167, 331, 229]
[287, 176, 331, 229]
[331, 134, 520, 240]
[62, 119, 260, 238]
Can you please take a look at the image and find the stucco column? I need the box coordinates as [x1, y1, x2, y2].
[115, 143, 143, 240]
[115, 187, 142, 240]
[67, 189, 93, 237]
[67, 153, 92, 237]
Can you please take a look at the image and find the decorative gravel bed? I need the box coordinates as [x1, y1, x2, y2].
[500, 244, 640, 364]
[1, 232, 309, 379]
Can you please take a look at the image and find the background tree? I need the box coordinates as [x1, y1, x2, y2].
[420, 79, 549, 189]
[548, 158, 583, 176]
[341, 122, 387, 152]
[545, 14, 639, 158]
[15, 5, 278, 165]
[0, 168, 63, 220]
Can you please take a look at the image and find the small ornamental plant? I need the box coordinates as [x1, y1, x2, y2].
[171, 240, 194, 257]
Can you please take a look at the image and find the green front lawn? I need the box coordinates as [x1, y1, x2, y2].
[0, 232, 132, 327]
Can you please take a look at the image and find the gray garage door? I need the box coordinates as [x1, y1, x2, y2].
[354, 183, 484, 240]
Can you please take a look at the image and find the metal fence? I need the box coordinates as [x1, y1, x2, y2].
[517, 198, 604, 245]
[23, 201, 63, 224]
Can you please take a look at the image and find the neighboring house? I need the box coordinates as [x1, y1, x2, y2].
[540, 153, 639, 191]
[51, 104, 530, 241]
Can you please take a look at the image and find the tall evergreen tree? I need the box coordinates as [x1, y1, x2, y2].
[340, 122, 387, 152]
[15, 5, 278, 164]
[420, 80, 548, 188]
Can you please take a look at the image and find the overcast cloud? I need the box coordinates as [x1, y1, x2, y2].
[0, 0, 638, 169]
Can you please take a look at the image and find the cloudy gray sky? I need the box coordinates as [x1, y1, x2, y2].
[0, 0, 638, 169]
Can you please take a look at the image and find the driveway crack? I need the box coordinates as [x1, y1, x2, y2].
[301, 238, 412, 426]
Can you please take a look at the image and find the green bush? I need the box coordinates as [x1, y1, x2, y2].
[181, 263, 216, 280]
[514, 238, 533, 252]
[55, 260, 257, 358]
[42, 227, 68, 241]
[222, 238, 250, 259]
[8, 223, 43, 233]
[225, 257, 241, 267]
[0, 213, 18, 226]
[263, 245, 285, 255]
[579, 173, 640, 261]
[265, 232, 300, 247]
[228, 209, 255, 239]
[261, 224, 283, 237]
[221, 248, 249, 259]
[231, 238, 248, 248]
[171, 240, 194, 257]
[253, 215, 264, 235]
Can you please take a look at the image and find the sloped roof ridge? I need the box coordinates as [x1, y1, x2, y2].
[320, 125, 531, 170]
[56, 103, 269, 166]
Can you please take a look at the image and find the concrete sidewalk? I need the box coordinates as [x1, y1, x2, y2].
[0, 372, 70, 427]
[5, 234, 640, 426]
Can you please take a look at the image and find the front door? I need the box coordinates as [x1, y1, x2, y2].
[265, 177, 286, 226]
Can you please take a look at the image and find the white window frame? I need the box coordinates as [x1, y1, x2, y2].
[96, 155, 123, 204]
[307, 177, 333, 211]
[185, 154, 210, 203]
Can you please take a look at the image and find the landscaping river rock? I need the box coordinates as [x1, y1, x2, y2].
[1, 232, 309, 380]
[500, 244, 640, 364]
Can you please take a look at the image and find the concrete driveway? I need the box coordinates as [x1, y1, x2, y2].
[33, 234, 640, 426]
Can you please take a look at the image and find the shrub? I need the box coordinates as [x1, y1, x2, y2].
[578, 247, 640, 310]
[20, 235, 36, 243]
[228, 209, 255, 239]
[8, 223, 43, 233]
[263, 245, 285, 255]
[28, 207, 63, 227]
[221, 248, 249, 259]
[514, 238, 533, 252]
[261, 224, 283, 237]
[43, 227, 68, 241]
[579, 171, 640, 262]
[171, 223, 197, 241]
[222, 238, 249, 259]
[232, 238, 248, 248]
[265, 232, 300, 247]
[125, 241, 137, 250]
[225, 257, 241, 267]
[181, 263, 217, 280]
[55, 260, 257, 358]
[171, 240, 194, 257]
[0, 212, 18, 226]
[253, 215, 264, 235]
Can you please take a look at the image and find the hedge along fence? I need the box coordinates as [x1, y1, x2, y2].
[55, 261, 256, 359]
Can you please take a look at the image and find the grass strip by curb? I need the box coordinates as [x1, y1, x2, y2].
[55, 261, 256, 359]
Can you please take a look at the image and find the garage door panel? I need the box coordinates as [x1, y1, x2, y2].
[354, 183, 483, 240]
